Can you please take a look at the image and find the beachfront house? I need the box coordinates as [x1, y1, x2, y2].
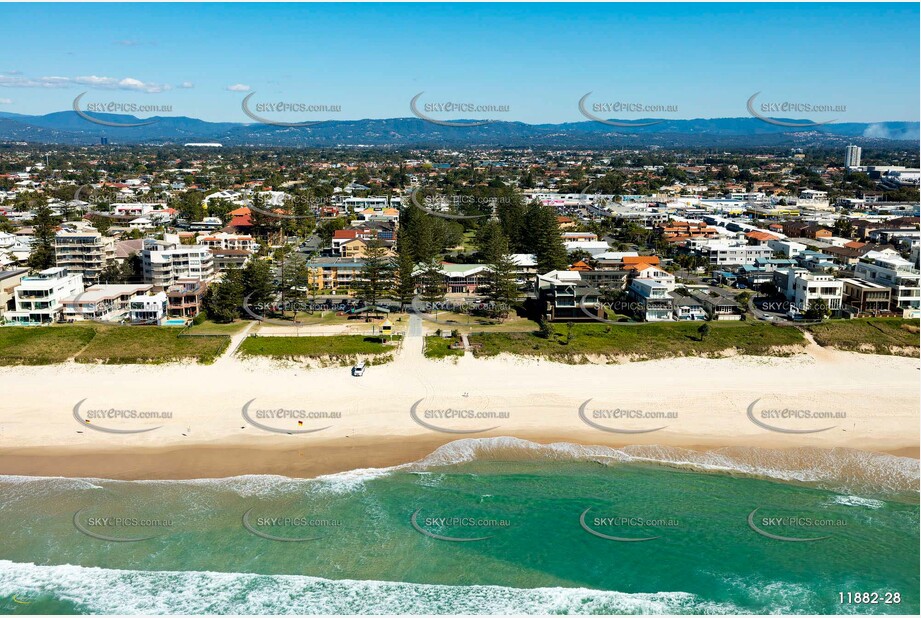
[853, 250, 921, 317]
[839, 277, 892, 315]
[535, 270, 602, 321]
[773, 268, 844, 316]
[129, 292, 168, 325]
[689, 288, 743, 320]
[670, 292, 707, 321]
[628, 278, 674, 322]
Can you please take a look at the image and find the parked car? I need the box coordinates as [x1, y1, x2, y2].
[351, 361, 366, 377]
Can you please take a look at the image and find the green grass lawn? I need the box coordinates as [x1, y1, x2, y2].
[469, 320, 807, 362]
[238, 334, 398, 360]
[75, 325, 229, 364]
[422, 313, 539, 334]
[0, 324, 230, 365]
[806, 318, 919, 355]
[0, 325, 97, 365]
[257, 311, 396, 328]
[423, 335, 465, 359]
[185, 320, 249, 335]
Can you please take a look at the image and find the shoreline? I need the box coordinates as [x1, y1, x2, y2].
[1, 344, 918, 481]
[1, 434, 918, 482]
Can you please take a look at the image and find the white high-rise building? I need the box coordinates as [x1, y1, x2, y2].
[845, 144, 862, 169]
[141, 234, 214, 289]
[54, 230, 115, 287]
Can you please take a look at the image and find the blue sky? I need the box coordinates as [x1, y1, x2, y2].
[0, 2, 918, 123]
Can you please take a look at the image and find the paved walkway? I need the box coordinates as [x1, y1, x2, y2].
[215, 321, 256, 364]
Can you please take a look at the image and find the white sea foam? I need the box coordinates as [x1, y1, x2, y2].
[407, 437, 920, 496]
[3, 437, 915, 498]
[830, 495, 885, 509]
[0, 560, 744, 615]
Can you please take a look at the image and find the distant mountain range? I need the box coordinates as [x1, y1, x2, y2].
[0, 111, 917, 148]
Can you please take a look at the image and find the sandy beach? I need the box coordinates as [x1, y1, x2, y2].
[1, 321, 918, 481]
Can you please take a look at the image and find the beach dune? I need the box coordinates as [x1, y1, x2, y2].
[0, 343, 917, 479]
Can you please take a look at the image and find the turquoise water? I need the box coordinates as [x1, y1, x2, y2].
[0, 439, 918, 614]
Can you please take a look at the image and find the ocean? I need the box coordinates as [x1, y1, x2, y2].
[0, 438, 918, 615]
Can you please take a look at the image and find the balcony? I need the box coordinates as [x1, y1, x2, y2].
[16, 291, 50, 299]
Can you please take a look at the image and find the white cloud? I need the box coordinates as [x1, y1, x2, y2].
[115, 39, 140, 47]
[226, 83, 251, 92]
[0, 73, 172, 93]
[179, 81, 194, 89]
[0, 98, 12, 104]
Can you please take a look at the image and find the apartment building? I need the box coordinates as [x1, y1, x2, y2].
[306, 257, 366, 295]
[438, 264, 490, 295]
[845, 144, 862, 169]
[197, 232, 258, 252]
[656, 220, 719, 241]
[166, 278, 209, 318]
[211, 249, 252, 272]
[54, 230, 116, 286]
[4, 267, 84, 324]
[141, 235, 214, 289]
[838, 277, 892, 315]
[694, 242, 773, 267]
[62, 283, 154, 322]
[853, 250, 921, 316]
